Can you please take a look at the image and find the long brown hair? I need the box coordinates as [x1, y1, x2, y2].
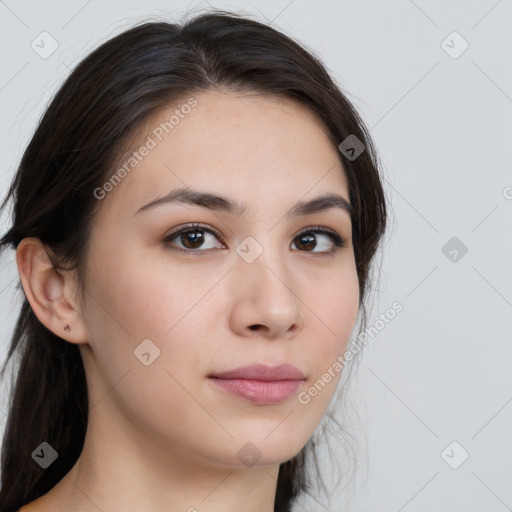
[0, 9, 387, 511]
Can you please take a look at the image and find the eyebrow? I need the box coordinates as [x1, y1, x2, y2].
[133, 187, 353, 219]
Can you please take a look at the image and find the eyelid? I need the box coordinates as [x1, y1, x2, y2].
[165, 222, 222, 240]
[296, 224, 340, 239]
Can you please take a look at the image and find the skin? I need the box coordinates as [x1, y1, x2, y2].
[17, 89, 360, 512]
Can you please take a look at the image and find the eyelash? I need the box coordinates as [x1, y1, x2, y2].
[161, 222, 347, 256]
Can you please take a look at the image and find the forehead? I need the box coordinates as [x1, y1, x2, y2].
[100, 89, 349, 219]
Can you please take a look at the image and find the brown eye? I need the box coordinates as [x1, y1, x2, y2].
[163, 223, 225, 255]
[292, 228, 345, 254]
[176, 229, 207, 249]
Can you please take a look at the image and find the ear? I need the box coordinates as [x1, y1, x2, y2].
[16, 237, 89, 344]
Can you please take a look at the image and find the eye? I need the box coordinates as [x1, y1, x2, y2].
[162, 223, 226, 255]
[291, 226, 346, 255]
[162, 223, 346, 256]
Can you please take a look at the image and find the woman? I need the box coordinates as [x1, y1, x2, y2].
[0, 9, 387, 512]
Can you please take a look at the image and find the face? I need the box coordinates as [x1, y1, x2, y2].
[79, 89, 360, 469]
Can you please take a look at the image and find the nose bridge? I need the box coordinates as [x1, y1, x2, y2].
[236, 230, 288, 287]
[232, 231, 301, 322]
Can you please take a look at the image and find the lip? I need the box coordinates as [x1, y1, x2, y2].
[210, 363, 305, 381]
[208, 364, 305, 404]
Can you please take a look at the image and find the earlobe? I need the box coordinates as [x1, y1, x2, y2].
[15, 237, 88, 344]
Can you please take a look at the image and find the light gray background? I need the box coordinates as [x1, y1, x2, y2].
[1, 1, 511, 510]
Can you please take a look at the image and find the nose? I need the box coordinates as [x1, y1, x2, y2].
[227, 243, 304, 340]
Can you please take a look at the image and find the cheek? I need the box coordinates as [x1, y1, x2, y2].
[84, 247, 221, 383]
[315, 264, 360, 347]
[87, 242, 201, 338]
[81, 256, 211, 436]
[303, 264, 359, 392]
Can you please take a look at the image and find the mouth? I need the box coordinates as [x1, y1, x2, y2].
[208, 364, 306, 404]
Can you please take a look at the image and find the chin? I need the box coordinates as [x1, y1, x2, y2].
[226, 427, 311, 469]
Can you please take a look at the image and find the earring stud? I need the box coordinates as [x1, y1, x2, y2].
[64, 325, 70, 332]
